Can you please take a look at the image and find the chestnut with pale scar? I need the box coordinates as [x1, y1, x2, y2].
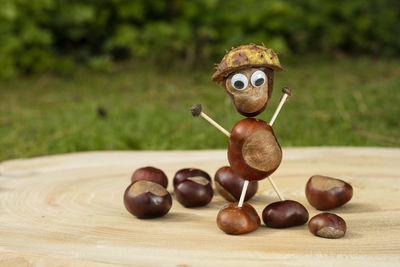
[173, 168, 211, 189]
[308, 213, 347, 239]
[229, 118, 282, 181]
[306, 175, 353, 210]
[123, 180, 172, 219]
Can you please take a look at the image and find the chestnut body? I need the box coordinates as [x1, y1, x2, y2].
[308, 213, 347, 239]
[217, 202, 260, 235]
[228, 118, 282, 181]
[131, 166, 168, 188]
[124, 181, 172, 219]
[173, 168, 211, 189]
[306, 175, 353, 210]
[175, 177, 213, 207]
[214, 166, 258, 202]
[262, 200, 309, 228]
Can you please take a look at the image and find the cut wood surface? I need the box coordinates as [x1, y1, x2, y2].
[0, 147, 399, 266]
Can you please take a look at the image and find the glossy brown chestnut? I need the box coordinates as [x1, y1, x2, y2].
[131, 166, 168, 188]
[262, 200, 309, 228]
[174, 177, 213, 207]
[306, 175, 353, 210]
[228, 118, 282, 181]
[217, 202, 260, 235]
[214, 166, 258, 202]
[124, 181, 172, 219]
[173, 168, 211, 189]
[308, 213, 347, 239]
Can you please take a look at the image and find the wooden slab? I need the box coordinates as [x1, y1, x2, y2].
[0, 148, 399, 266]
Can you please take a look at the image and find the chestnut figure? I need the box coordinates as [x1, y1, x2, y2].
[306, 175, 353, 210]
[308, 213, 347, 239]
[173, 168, 211, 189]
[174, 177, 213, 207]
[262, 200, 309, 228]
[124, 181, 172, 219]
[214, 166, 258, 202]
[217, 202, 260, 235]
[192, 44, 291, 235]
[131, 166, 168, 188]
[228, 118, 282, 181]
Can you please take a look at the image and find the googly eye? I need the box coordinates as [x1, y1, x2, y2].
[251, 70, 266, 87]
[230, 73, 248, 90]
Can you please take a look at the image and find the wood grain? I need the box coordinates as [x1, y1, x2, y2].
[0, 148, 399, 266]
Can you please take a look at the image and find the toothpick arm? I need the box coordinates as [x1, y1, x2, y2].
[269, 86, 291, 126]
[191, 104, 230, 137]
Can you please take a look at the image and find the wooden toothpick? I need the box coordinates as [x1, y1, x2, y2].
[237, 180, 249, 207]
[267, 176, 285, 201]
[237, 87, 291, 207]
[190, 104, 230, 137]
[269, 86, 291, 126]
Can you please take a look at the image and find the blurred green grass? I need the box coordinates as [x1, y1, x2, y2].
[0, 57, 399, 161]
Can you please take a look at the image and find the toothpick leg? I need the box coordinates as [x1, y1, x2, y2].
[237, 180, 249, 207]
[267, 176, 285, 201]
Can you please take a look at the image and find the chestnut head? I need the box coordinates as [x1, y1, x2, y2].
[124, 181, 172, 219]
[131, 166, 168, 188]
[214, 166, 258, 202]
[223, 68, 274, 117]
[216, 202, 260, 235]
[211, 44, 283, 117]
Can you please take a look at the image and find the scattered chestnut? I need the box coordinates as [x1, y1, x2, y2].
[124, 181, 172, 219]
[173, 168, 211, 189]
[228, 118, 282, 181]
[217, 202, 260, 235]
[131, 166, 168, 188]
[306, 175, 353, 210]
[174, 177, 213, 207]
[308, 213, 347, 239]
[214, 166, 258, 202]
[262, 200, 309, 228]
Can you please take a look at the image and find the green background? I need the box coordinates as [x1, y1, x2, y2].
[0, 0, 399, 161]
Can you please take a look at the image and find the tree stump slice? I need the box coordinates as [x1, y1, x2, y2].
[0, 148, 399, 266]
